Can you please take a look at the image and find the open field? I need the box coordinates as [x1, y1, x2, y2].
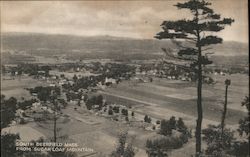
[101, 74, 248, 126]
[1, 73, 248, 157]
[2, 125, 46, 141]
[26, 105, 153, 157]
[208, 74, 249, 111]
[1, 76, 48, 100]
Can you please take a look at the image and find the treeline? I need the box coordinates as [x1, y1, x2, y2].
[27, 86, 61, 102]
[5, 64, 51, 77]
[1, 95, 37, 128]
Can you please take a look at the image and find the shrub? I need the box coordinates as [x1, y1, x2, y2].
[113, 106, 120, 113]
[176, 118, 186, 132]
[131, 111, 134, 117]
[85, 95, 104, 110]
[152, 126, 156, 130]
[19, 118, 27, 124]
[121, 109, 128, 116]
[146, 136, 186, 157]
[144, 115, 152, 123]
[159, 117, 178, 136]
[148, 117, 152, 123]
[230, 141, 249, 157]
[123, 143, 135, 157]
[1, 133, 21, 157]
[159, 120, 173, 136]
[111, 131, 135, 157]
[125, 116, 129, 122]
[202, 125, 235, 157]
[156, 120, 161, 124]
[108, 109, 113, 115]
[169, 116, 177, 130]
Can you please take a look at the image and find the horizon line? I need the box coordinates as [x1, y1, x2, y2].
[2, 31, 249, 44]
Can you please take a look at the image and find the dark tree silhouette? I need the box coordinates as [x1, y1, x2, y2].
[238, 96, 250, 138]
[1, 96, 17, 129]
[202, 125, 235, 157]
[155, 0, 234, 156]
[49, 88, 64, 143]
[111, 131, 135, 157]
[236, 96, 250, 156]
[221, 79, 231, 138]
[1, 133, 21, 157]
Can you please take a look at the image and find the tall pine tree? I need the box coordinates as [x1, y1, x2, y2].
[155, 0, 234, 156]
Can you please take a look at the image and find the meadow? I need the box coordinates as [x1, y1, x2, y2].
[1, 73, 248, 157]
[102, 74, 248, 127]
[1, 76, 47, 100]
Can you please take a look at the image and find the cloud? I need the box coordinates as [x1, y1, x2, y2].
[1, 0, 248, 42]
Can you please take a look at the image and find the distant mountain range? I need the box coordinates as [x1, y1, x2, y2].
[1, 32, 249, 66]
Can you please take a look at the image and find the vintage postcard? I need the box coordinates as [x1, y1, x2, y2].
[1, 0, 249, 157]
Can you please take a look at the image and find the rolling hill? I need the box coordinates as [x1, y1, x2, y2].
[1, 32, 248, 65]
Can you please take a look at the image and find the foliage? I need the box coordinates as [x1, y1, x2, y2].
[131, 111, 134, 117]
[159, 119, 173, 136]
[123, 143, 135, 157]
[102, 63, 136, 80]
[125, 116, 129, 122]
[155, 0, 234, 155]
[241, 96, 249, 112]
[159, 116, 177, 136]
[83, 94, 88, 102]
[28, 86, 60, 102]
[96, 95, 104, 110]
[61, 63, 135, 92]
[1, 133, 21, 157]
[1, 96, 17, 128]
[176, 118, 187, 133]
[202, 125, 235, 157]
[65, 91, 81, 102]
[230, 141, 249, 157]
[156, 120, 161, 125]
[238, 96, 250, 137]
[113, 106, 120, 113]
[73, 74, 78, 82]
[10, 64, 51, 77]
[231, 96, 250, 157]
[28, 87, 64, 143]
[152, 126, 156, 130]
[159, 117, 191, 144]
[121, 109, 128, 116]
[85, 95, 104, 110]
[108, 109, 114, 115]
[144, 115, 152, 123]
[17, 99, 37, 110]
[111, 131, 135, 157]
[146, 135, 188, 157]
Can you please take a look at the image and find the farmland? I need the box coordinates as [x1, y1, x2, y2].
[1, 76, 48, 100]
[101, 73, 248, 127]
[1, 66, 248, 157]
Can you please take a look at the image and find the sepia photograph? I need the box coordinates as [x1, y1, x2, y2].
[0, 0, 249, 157]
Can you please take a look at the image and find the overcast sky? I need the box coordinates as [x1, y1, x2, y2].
[1, 0, 248, 43]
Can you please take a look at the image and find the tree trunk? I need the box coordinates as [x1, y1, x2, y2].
[221, 84, 228, 136]
[54, 109, 57, 143]
[196, 34, 203, 157]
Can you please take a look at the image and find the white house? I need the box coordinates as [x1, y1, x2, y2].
[105, 77, 116, 84]
[32, 102, 41, 108]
